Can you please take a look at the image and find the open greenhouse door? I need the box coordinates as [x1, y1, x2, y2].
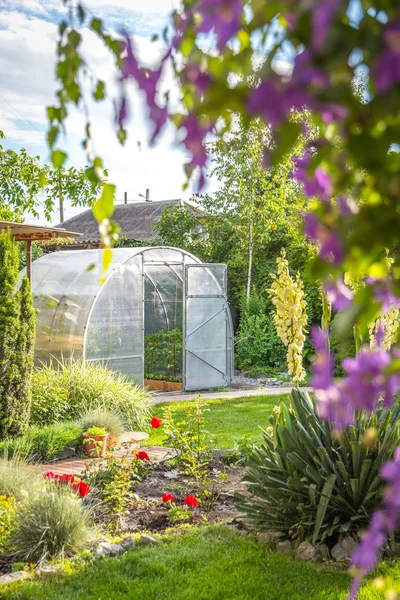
[184, 264, 233, 391]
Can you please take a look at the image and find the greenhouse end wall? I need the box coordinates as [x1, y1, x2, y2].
[28, 246, 233, 390]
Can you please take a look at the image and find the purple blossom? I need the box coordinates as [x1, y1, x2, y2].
[196, 0, 243, 49]
[349, 448, 400, 599]
[182, 114, 214, 188]
[295, 155, 332, 202]
[372, 17, 400, 93]
[304, 213, 343, 266]
[365, 276, 400, 311]
[312, 0, 342, 50]
[184, 62, 212, 95]
[120, 38, 169, 141]
[338, 196, 358, 217]
[324, 278, 353, 311]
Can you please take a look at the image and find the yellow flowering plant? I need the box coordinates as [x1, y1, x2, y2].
[0, 494, 16, 553]
[268, 248, 308, 386]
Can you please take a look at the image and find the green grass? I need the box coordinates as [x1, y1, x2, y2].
[1, 526, 395, 599]
[146, 394, 289, 449]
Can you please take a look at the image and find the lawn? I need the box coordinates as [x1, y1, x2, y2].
[145, 394, 289, 449]
[2, 526, 394, 600]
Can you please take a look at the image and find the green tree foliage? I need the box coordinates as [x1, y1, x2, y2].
[0, 131, 102, 221]
[0, 232, 36, 438]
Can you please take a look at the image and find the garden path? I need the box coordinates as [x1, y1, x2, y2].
[152, 386, 311, 404]
[38, 431, 174, 477]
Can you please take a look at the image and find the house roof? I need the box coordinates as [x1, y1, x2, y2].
[0, 220, 80, 241]
[57, 199, 202, 243]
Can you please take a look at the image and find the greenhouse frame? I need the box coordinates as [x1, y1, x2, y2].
[28, 246, 234, 391]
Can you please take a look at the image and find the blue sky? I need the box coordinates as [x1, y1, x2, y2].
[0, 0, 202, 224]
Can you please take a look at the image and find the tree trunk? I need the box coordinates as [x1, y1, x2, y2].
[58, 169, 64, 223]
[246, 220, 253, 298]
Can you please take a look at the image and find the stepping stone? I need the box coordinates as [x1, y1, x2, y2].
[119, 431, 149, 444]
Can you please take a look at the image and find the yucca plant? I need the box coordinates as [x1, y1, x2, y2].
[237, 389, 400, 544]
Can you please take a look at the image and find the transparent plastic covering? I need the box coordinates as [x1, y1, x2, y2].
[29, 247, 233, 389]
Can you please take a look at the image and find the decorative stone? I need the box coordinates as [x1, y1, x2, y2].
[140, 534, 159, 545]
[276, 540, 293, 555]
[296, 541, 319, 562]
[257, 531, 282, 544]
[331, 536, 358, 562]
[120, 536, 136, 550]
[0, 571, 31, 585]
[93, 541, 125, 558]
[35, 563, 62, 575]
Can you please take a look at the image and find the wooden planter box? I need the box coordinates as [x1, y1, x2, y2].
[144, 378, 183, 392]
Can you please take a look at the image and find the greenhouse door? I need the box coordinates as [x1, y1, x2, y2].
[184, 264, 232, 391]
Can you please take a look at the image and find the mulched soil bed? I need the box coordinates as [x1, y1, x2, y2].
[121, 454, 247, 534]
[0, 554, 13, 575]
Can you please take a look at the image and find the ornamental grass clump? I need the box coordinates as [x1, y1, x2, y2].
[31, 359, 152, 430]
[79, 408, 126, 441]
[238, 389, 400, 545]
[268, 248, 308, 385]
[11, 486, 91, 563]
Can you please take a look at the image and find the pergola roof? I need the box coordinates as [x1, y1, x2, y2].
[0, 220, 81, 242]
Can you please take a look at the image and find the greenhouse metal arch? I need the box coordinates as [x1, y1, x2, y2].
[29, 246, 233, 390]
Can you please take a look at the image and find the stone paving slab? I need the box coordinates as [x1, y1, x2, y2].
[152, 387, 312, 404]
[39, 446, 173, 477]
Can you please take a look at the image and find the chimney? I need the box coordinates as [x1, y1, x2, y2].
[124, 191, 128, 204]
[145, 188, 150, 202]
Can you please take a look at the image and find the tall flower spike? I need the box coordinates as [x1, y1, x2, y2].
[268, 249, 308, 385]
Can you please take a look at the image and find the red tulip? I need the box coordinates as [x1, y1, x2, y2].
[162, 493, 175, 503]
[72, 481, 91, 497]
[136, 450, 150, 461]
[184, 495, 198, 509]
[150, 416, 163, 429]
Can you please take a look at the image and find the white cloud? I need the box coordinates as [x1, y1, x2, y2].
[0, 5, 209, 225]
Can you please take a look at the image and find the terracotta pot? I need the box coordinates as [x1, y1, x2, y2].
[83, 432, 108, 458]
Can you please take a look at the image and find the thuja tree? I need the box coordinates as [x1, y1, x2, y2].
[32, 1, 400, 596]
[0, 231, 35, 437]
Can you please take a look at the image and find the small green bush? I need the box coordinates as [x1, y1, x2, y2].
[238, 389, 400, 544]
[0, 422, 83, 463]
[11, 487, 91, 562]
[235, 293, 286, 373]
[79, 409, 126, 440]
[31, 360, 152, 431]
[85, 426, 107, 436]
[0, 458, 42, 500]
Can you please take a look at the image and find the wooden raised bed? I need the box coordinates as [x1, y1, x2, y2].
[144, 378, 183, 392]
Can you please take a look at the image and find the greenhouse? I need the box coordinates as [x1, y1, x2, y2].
[28, 246, 233, 391]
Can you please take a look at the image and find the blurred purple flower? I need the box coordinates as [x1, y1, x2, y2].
[349, 448, 400, 599]
[304, 213, 343, 266]
[372, 17, 400, 93]
[184, 62, 211, 95]
[365, 276, 400, 311]
[312, 0, 341, 50]
[324, 278, 353, 311]
[295, 155, 332, 201]
[182, 114, 214, 189]
[196, 0, 243, 48]
[338, 196, 358, 217]
[120, 38, 169, 141]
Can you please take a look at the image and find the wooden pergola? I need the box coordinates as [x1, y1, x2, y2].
[0, 220, 81, 281]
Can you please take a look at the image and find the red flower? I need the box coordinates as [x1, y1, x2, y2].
[150, 416, 163, 429]
[184, 495, 198, 509]
[72, 481, 91, 497]
[59, 474, 75, 485]
[136, 450, 150, 461]
[43, 471, 59, 480]
[162, 493, 175, 503]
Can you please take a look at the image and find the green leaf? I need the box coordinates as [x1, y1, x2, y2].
[51, 150, 67, 168]
[93, 81, 105, 101]
[92, 184, 115, 222]
[312, 474, 336, 544]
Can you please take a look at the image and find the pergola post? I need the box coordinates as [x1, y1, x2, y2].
[26, 240, 32, 281]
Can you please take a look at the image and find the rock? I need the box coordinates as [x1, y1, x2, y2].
[331, 537, 358, 562]
[35, 563, 62, 575]
[296, 542, 319, 562]
[257, 531, 282, 544]
[296, 542, 329, 562]
[93, 541, 125, 559]
[140, 534, 159, 546]
[0, 571, 31, 585]
[120, 536, 136, 550]
[276, 540, 293, 555]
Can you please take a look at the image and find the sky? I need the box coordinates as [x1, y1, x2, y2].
[0, 0, 208, 225]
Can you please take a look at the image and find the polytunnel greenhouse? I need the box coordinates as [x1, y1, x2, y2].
[28, 246, 234, 391]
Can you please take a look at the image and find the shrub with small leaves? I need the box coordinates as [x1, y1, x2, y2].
[0, 494, 16, 553]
